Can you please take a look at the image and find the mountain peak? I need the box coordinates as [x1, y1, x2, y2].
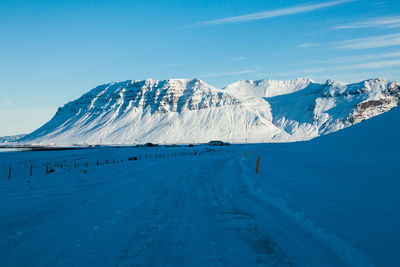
[224, 77, 316, 98]
[56, 77, 238, 118]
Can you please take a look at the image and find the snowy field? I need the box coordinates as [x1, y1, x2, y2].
[1, 108, 400, 266]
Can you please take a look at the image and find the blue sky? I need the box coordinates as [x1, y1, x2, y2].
[1, 0, 400, 136]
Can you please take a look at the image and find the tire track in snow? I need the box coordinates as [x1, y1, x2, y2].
[236, 156, 371, 267]
[207, 158, 293, 266]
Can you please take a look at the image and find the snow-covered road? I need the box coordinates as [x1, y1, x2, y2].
[0, 147, 347, 266]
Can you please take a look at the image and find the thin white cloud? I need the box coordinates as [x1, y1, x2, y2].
[303, 67, 327, 73]
[373, 1, 389, 8]
[0, 99, 13, 109]
[156, 63, 183, 69]
[302, 58, 400, 73]
[333, 16, 400, 30]
[187, 0, 355, 27]
[336, 33, 400, 49]
[319, 51, 400, 64]
[232, 57, 246, 61]
[340, 59, 400, 70]
[200, 69, 259, 78]
[298, 43, 320, 48]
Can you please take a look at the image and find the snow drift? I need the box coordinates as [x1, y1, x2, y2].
[20, 77, 400, 145]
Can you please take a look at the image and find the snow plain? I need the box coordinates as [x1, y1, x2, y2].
[1, 107, 399, 266]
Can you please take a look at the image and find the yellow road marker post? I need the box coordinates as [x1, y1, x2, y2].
[255, 156, 260, 174]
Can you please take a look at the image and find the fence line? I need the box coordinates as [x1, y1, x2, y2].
[4, 150, 202, 180]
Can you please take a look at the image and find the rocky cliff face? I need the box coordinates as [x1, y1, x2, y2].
[20, 77, 400, 145]
[60, 79, 239, 116]
[347, 80, 400, 124]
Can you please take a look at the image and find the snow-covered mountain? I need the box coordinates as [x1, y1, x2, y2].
[20, 77, 400, 145]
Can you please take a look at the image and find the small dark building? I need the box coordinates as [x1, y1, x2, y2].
[208, 140, 227, 146]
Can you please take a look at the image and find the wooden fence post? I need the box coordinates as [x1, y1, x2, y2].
[8, 167, 11, 180]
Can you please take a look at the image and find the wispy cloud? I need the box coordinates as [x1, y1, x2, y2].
[297, 43, 320, 48]
[336, 33, 400, 49]
[302, 58, 400, 73]
[373, 1, 389, 9]
[340, 59, 400, 70]
[199, 69, 259, 78]
[0, 99, 13, 109]
[232, 57, 246, 61]
[333, 16, 400, 30]
[323, 51, 400, 63]
[302, 67, 327, 73]
[156, 63, 183, 69]
[187, 0, 354, 27]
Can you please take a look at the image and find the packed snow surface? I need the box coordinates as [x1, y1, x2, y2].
[1, 107, 400, 266]
[19, 77, 400, 145]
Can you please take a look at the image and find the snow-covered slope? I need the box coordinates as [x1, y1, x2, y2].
[0, 134, 26, 144]
[266, 78, 400, 141]
[241, 106, 400, 266]
[21, 78, 400, 145]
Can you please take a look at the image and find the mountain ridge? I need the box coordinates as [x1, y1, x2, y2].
[20, 77, 400, 145]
